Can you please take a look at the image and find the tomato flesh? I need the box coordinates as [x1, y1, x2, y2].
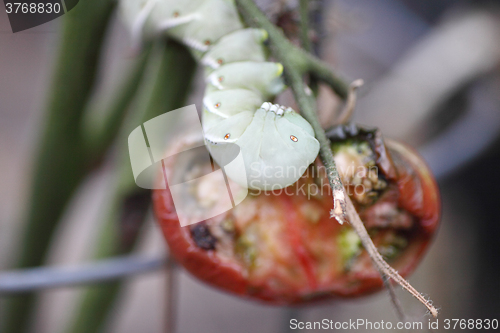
[153, 132, 440, 304]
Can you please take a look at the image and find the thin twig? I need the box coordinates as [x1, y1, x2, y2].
[235, 0, 438, 318]
[336, 79, 364, 124]
[345, 196, 438, 318]
[300, 51, 350, 99]
[383, 278, 406, 322]
[297, 2, 405, 320]
[334, 79, 408, 320]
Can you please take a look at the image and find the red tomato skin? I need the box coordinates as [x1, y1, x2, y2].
[388, 139, 441, 234]
[154, 187, 248, 296]
[153, 140, 440, 304]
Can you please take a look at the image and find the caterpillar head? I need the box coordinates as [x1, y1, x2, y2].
[205, 103, 320, 191]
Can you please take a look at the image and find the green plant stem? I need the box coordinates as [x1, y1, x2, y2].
[296, 2, 403, 320]
[296, 2, 405, 319]
[2, 2, 116, 332]
[298, 0, 320, 95]
[299, 0, 312, 53]
[67, 39, 197, 333]
[82, 44, 153, 159]
[302, 52, 349, 99]
[235, 0, 438, 318]
[236, 0, 348, 223]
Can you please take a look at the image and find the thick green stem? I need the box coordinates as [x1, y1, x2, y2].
[82, 44, 153, 159]
[236, 0, 348, 223]
[2, 1, 116, 332]
[67, 40, 197, 333]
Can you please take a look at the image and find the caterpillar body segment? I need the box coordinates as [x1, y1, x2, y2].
[201, 29, 269, 70]
[205, 62, 285, 97]
[119, 0, 320, 190]
[205, 102, 319, 190]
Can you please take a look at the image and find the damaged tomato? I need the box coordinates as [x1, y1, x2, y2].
[153, 124, 440, 304]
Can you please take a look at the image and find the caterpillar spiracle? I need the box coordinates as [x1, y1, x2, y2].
[120, 0, 320, 190]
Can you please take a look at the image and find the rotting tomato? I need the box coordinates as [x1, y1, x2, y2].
[153, 124, 440, 304]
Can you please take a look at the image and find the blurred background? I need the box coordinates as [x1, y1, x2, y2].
[1, 0, 499, 332]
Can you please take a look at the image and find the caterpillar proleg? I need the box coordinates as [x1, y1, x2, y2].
[120, 0, 320, 190]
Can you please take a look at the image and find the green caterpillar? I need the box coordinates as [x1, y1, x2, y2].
[120, 0, 320, 190]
